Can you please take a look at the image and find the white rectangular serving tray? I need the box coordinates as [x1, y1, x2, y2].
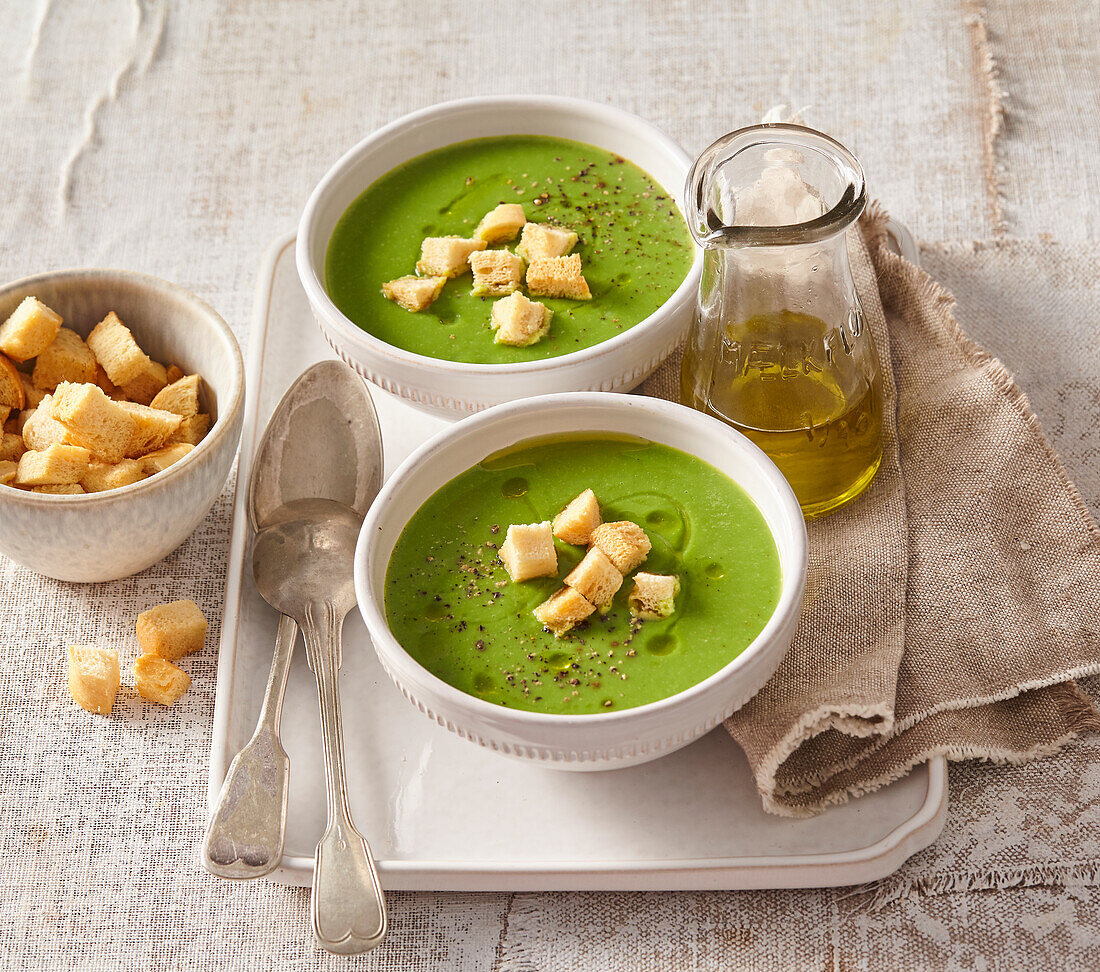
[206, 225, 946, 891]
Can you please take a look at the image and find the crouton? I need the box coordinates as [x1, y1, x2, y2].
[475, 203, 527, 244]
[415, 237, 487, 278]
[526, 254, 592, 300]
[0, 459, 16, 485]
[533, 586, 596, 637]
[168, 412, 210, 447]
[68, 645, 120, 715]
[470, 249, 524, 297]
[0, 353, 25, 410]
[132, 653, 191, 705]
[21, 397, 72, 451]
[85, 311, 151, 386]
[136, 599, 208, 661]
[515, 222, 578, 263]
[116, 401, 183, 456]
[15, 443, 91, 487]
[0, 297, 62, 362]
[150, 374, 201, 416]
[20, 374, 45, 409]
[140, 442, 193, 475]
[563, 547, 622, 613]
[32, 327, 97, 391]
[81, 458, 146, 493]
[490, 292, 552, 347]
[590, 520, 651, 573]
[50, 382, 136, 463]
[33, 483, 85, 494]
[628, 572, 681, 620]
[94, 364, 125, 401]
[0, 433, 25, 462]
[120, 359, 168, 405]
[0, 405, 8, 429]
[20, 375, 44, 409]
[553, 488, 602, 545]
[498, 520, 558, 582]
[165, 364, 184, 384]
[382, 275, 447, 313]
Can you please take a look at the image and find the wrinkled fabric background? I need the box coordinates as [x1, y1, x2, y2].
[1, 1, 1098, 968]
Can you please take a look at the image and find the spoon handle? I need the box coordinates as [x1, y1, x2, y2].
[202, 612, 298, 879]
[302, 601, 387, 954]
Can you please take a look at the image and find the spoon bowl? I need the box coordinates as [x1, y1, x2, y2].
[251, 500, 361, 627]
[249, 362, 382, 529]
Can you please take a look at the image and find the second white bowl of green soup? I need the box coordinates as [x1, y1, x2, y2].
[298, 97, 701, 416]
[354, 393, 807, 769]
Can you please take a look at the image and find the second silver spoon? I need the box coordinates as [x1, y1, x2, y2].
[252, 500, 387, 953]
[202, 361, 382, 879]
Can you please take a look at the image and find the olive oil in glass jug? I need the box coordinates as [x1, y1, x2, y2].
[680, 124, 883, 517]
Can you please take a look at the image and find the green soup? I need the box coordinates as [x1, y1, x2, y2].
[384, 436, 782, 714]
[324, 135, 694, 363]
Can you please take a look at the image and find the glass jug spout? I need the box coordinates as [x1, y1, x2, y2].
[680, 124, 883, 519]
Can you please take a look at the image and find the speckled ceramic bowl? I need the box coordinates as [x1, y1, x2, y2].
[297, 96, 703, 416]
[354, 393, 807, 769]
[0, 270, 244, 582]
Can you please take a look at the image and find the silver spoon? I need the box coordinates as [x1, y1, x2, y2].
[202, 361, 382, 880]
[252, 499, 386, 953]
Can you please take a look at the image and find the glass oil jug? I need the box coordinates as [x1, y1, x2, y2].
[680, 124, 883, 518]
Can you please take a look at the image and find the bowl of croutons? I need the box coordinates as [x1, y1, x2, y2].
[0, 270, 244, 582]
[298, 96, 703, 416]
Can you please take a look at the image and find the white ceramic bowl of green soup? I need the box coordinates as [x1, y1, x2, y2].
[298, 97, 702, 416]
[355, 393, 807, 769]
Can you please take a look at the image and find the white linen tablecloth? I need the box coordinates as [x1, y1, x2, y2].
[1, 1, 1098, 967]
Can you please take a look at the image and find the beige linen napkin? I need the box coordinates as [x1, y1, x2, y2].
[644, 206, 1100, 816]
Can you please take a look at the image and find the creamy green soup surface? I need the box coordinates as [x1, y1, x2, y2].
[324, 135, 694, 363]
[384, 435, 782, 715]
